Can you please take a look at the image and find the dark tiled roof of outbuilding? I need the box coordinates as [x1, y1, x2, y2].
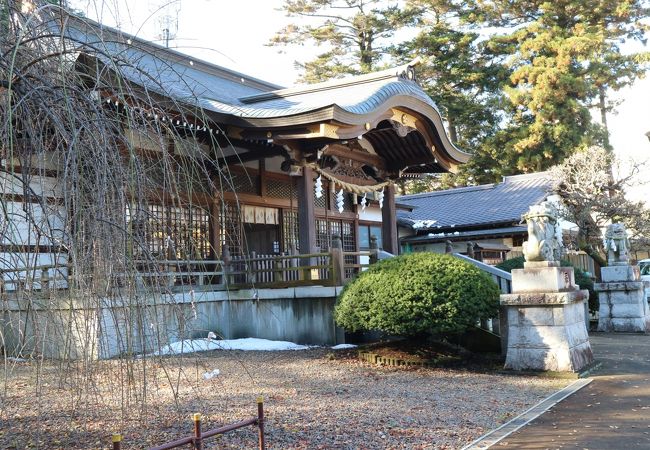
[398, 172, 552, 231]
[400, 225, 528, 243]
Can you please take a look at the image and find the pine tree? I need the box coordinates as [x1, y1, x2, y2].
[459, 0, 649, 171]
[269, 0, 419, 82]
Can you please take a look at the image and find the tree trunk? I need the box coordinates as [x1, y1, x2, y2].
[578, 236, 607, 268]
[598, 85, 611, 151]
[447, 116, 458, 144]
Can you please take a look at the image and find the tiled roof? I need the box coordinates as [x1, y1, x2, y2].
[398, 172, 552, 231]
[56, 14, 470, 167]
[60, 17, 440, 120]
[401, 226, 528, 243]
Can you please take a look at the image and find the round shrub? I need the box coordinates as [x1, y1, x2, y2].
[334, 252, 500, 336]
[496, 256, 598, 313]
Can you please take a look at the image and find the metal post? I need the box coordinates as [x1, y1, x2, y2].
[257, 396, 265, 450]
[112, 434, 122, 450]
[193, 413, 202, 450]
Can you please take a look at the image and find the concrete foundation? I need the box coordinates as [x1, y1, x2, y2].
[0, 287, 344, 359]
[501, 264, 594, 372]
[596, 265, 650, 333]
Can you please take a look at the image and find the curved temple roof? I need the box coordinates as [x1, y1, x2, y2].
[57, 14, 470, 172]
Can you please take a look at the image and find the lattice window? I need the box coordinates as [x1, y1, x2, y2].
[329, 221, 342, 246]
[129, 202, 210, 260]
[341, 221, 356, 252]
[315, 219, 329, 252]
[342, 221, 357, 278]
[314, 192, 327, 209]
[227, 172, 258, 195]
[266, 178, 297, 199]
[281, 209, 299, 253]
[315, 219, 355, 252]
[314, 178, 327, 209]
[167, 205, 211, 259]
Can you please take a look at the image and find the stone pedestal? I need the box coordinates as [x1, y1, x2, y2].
[500, 263, 594, 372]
[595, 265, 650, 333]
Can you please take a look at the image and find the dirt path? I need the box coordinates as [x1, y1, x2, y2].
[1, 349, 569, 449]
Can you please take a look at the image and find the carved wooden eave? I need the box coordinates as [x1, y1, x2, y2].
[228, 91, 470, 175]
[226, 102, 464, 176]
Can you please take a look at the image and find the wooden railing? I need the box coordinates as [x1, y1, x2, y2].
[134, 252, 336, 290]
[0, 237, 384, 294]
[343, 250, 373, 280]
[0, 263, 68, 293]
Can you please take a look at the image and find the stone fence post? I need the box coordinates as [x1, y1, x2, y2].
[330, 234, 345, 286]
[369, 235, 378, 265]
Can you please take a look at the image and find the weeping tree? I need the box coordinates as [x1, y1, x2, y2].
[1, 0, 247, 443]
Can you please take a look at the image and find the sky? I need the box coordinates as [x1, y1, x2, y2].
[71, 0, 649, 200]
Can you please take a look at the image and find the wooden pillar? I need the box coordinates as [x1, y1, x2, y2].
[296, 166, 316, 254]
[258, 158, 267, 197]
[209, 198, 221, 258]
[381, 184, 398, 255]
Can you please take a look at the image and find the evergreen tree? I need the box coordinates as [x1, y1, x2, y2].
[395, 18, 506, 152]
[269, 0, 419, 82]
[270, 0, 649, 192]
[458, 0, 649, 172]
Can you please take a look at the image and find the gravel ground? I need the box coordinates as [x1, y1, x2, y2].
[0, 349, 569, 449]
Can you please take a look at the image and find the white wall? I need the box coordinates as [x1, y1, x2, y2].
[358, 205, 382, 222]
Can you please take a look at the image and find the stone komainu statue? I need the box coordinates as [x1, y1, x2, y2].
[522, 201, 562, 262]
[604, 223, 630, 265]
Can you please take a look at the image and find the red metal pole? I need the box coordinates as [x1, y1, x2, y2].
[193, 413, 202, 450]
[257, 396, 265, 450]
[112, 434, 122, 450]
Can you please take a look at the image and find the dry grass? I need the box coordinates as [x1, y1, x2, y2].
[1, 348, 570, 449]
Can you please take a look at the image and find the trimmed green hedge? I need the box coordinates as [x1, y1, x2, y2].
[334, 252, 500, 336]
[496, 256, 598, 313]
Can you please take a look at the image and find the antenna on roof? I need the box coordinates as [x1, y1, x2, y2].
[149, 0, 181, 48]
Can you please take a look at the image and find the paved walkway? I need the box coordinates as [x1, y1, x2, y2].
[498, 333, 650, 449]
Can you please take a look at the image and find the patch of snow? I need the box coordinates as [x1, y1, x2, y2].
[151, 337, 311, 356]
[331, 344, 357, 350]
[5, 357, 27, 362]
[202, 368, 220, 380]
[412, 219, 438, 229]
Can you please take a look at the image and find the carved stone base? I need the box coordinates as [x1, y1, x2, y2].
[596, 265, 650, 333]
[511, 266, 576, 293]
[501, 292, 593, 372]
[501, 264, 593, 372]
